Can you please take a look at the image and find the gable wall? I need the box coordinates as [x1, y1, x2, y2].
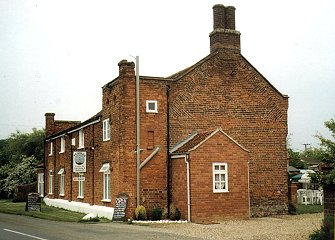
[169, 52, 288, 216]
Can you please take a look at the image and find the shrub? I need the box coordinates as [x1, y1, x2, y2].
[151, 208, 162, 221]
[174, 207, 181, 221]
[309, 215, 334, 240]
[135, 205, 147, 220]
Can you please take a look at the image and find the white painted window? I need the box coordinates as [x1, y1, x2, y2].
[78, 173, 84, 198]
[78, 129, 84, 149]
[49, 142, 53, 156]
[71, 138, 76, 146]
[146, 100, 158, 113]
[48, 170, 53, 194]
[58, 168, 65, 196]
[213, 163, 228, 193]
[38, 173, 44, 197]
[100, 163, 110, 201]
[103, 119, 110, 141]
[60, 136, 65, 153]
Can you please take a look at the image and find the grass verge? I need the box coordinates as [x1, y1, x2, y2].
[297, 204, 324, 215]
[0, 199, 110, 223]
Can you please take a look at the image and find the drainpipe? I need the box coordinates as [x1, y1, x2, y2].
[184, 154, 191, 222]
[135, 55, 141, 206]
[92, 125, 95, 205]
[166, 84, 171, 218]
[43, 140, 46, 197]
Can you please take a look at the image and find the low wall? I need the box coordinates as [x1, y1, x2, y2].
[43, 198, 114, 220]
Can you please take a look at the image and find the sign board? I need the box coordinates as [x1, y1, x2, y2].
[26, 193, 41, 212]
[73, 176, 85, 181]
[113, 193, 128, 221]
[73, 151, 86, 172]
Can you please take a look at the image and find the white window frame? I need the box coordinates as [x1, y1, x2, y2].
[49, 142, 53, 156]
[38, 173, 44, 197]
[103, 119, 110, 141]
[60, 136, 65, 153]
[78, 129, 84, 149]
[212, 163, 228, 193]
[78, 173, 84, 198]
[48, 170, 53, 194]
[100, 163, 111, 201]
[146, 100, 158, 113]
[58, 168, 65, 196]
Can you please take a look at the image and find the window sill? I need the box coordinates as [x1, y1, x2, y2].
[146, 111, 158, 114]
[48, 154, 53, 156]
[59, 194, 65, 197]
[213, 190, 229, 193]
[101, 199, 111, 203]
[103, 139, 110, 142]
[77, 146, 84, 150]
[77, 196, 84, 199]
[59, 151, 65, 154]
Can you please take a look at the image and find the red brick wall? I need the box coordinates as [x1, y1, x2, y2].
[172, 132, 250, 222]
[169, 52, 288, 217]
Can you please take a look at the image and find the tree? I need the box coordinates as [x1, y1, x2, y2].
[288, 148, 306, 169]
[0, 128, 44, 165]
[310, 118, 335, 186]
[0, 156, 37, 198]
[0, 128, 44, 198]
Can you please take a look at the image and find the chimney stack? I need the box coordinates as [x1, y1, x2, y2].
[118, 60, 135, 78]
[45, 113, 55, 137]
[209, 4, 240, 55]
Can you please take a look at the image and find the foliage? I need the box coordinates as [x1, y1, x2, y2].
[0, 156, 37, 198]
[309, 215, 334, 240]
[310, 118, 335, 186]
[288, 148, 306, 169]
[0, 128, 44, 166]
[135, 205, 147, 220]
[150, 207, 162, 221]
[174, 207, 181, 221]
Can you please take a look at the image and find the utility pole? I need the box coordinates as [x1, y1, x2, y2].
[302, 143, 311, 151]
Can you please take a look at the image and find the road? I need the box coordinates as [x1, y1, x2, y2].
[0, 213, 201, 240]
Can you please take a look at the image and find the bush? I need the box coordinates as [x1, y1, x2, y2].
[151, 208, 162, 221]
[174, 207, 181, 221]
[309, 215, 334, 240]
[135, 205, 147, 220]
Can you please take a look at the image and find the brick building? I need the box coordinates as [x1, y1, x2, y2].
[42, 4, 288, 222]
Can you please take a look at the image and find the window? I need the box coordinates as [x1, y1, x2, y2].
[49, 142, 53, 156]
[78, 173, 84, 198]
[103, 119, 110, 141]
[146, 100, 158, 113]
[60, 136, 65, 153]
[212, 163, 228, 193]
[38, 173, 44, 197]
[58, 168, 65, 196]
[78, 129, 84, 149]
[100, 163, 110, 201]
[48, 170, 53, 194]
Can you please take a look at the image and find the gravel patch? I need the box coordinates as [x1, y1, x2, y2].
[147, 213, 323, 240]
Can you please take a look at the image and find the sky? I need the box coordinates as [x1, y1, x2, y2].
[0, 0, 334, 151]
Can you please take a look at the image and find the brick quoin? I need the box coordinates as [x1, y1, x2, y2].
[43, 4, 288, 221]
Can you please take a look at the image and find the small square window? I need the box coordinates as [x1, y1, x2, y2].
[146, 100, 158, 113]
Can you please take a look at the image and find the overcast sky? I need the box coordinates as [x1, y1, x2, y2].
[0, 0, 334, 151]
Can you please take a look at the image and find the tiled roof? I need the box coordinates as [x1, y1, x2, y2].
[171, 128, 249, 154]
[172, 130, 214, 154]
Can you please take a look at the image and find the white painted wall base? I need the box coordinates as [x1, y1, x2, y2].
[43, 197, 115, 220]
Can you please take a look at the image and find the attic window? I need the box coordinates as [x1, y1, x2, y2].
[146, 100, 158, 113]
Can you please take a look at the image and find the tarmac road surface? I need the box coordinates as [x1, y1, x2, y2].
[0, 213, 201, 240]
